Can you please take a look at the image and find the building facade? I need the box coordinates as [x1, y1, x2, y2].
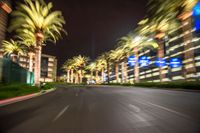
[40, 54, 57, 82]
[108, 14, 200, 83]
[0, 0, 12, 57]
[19, 54, 57, 82]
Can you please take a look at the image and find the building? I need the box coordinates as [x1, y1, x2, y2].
[40, 54, 57, 82]
[108, 7, 200, 83]
[0, 1, 57, 83]
[19, 54, 57, 82]
[0, 0, 12, 57]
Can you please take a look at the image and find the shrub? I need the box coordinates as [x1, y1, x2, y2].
[40, 83, 54, 90]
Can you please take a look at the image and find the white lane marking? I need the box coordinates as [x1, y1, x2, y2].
[147, 102, 190, 118]
[52, 105, 70, 122]
[134, 114, 146, 122]
[129, 104, 141, 113]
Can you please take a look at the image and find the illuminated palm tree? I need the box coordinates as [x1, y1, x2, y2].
[147, 0, 198, 80]
[148, 0, 198, 20]
[2, 39, 26, 62]
[16, 36, 37, 72]
[119, 32, 159, 83]
[62, 59, 74, 83]
[72, 55, 89, 83]
[96, 55, 108, 83]
[137, 16, 180, 82]
[93, 60, 102, 83]
[86, 62, 97, 81]
[110, 46, 129, 83]
[99, 52, 112, 83]
[9, 0, 66, 86]
[63, 55, 89, 84]
[177, 0, 198, 79]
[116, 34, 135, 83]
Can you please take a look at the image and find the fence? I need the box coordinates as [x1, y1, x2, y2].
[0, 58, 34, 84]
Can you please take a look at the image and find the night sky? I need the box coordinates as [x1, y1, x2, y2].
[43, 0, 148, 75]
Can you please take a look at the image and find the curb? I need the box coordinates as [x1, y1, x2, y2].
[0, 88, 56, 107]
[93, 85, 200, 92]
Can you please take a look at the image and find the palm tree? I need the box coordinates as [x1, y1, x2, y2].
[2, 39, 26, 62]
[62, 59, 74, 83]
[147, 0, 198, 80]
[86, 62, 97, 81]
[109, 49, 120, 83]
[93, 60, 102, 83]
[137, 16, 180, 82]
[116, 34, 135, 83]
[148, 0, 198, 20]
[110, 46, 129, 83]
[117, 34, 138, 83]
[17, 36, 36, 72]
[72, 55, 89, 83]
[177, 0, 198, 79]
[96, 55, 107, 83]
[119, 32, 159, 83]
[63, 55, 89, 84]
[100, 52, 112, 83]
[9, 0, 66, 86]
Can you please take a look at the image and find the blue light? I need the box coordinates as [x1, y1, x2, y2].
[170, 58, 182, 68]
[155, 58, 166, 67]
[193, 2, 200, 31]
[195, 20, 200, 31]
[139, 56, 150, 67]
[128, 55, 137, 67]
[193, 2, 200, 16]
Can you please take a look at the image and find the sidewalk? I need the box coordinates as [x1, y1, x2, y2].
[0, 88, 56, 107]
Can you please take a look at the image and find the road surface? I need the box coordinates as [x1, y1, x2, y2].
[0, 85, 200, 133]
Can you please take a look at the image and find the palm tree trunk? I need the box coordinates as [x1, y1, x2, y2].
[34, 46, 42, 86]
[90, 71, 93, 80]
[134, 48, 140, 83]
[95, 70, 98, 83]
[67, 69, 70, 83]
[101, 68, 104, 83]
[107, 61, 110, 83]
[80, 70, 83, 83]
[121, 62, 124, 83]
[75, 73, 78, 84]
[74, 73, 77, 84]
[157, 39, 165, 82]
[17, 54, 20, 64]
[181, 16, 196, 80]
[115, 63, 119, 83]
[71, 70, 74, 83]
[123, 61, 128, 83]
[11, 54, 17, 63]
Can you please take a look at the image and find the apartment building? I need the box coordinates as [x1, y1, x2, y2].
[19, 54, 57, 82]
[109, 13, 200, 83]
[40, 54, 57, 82]
[0, 0, 12, 57]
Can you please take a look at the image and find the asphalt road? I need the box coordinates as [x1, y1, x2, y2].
[0, 85, 200, 133]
